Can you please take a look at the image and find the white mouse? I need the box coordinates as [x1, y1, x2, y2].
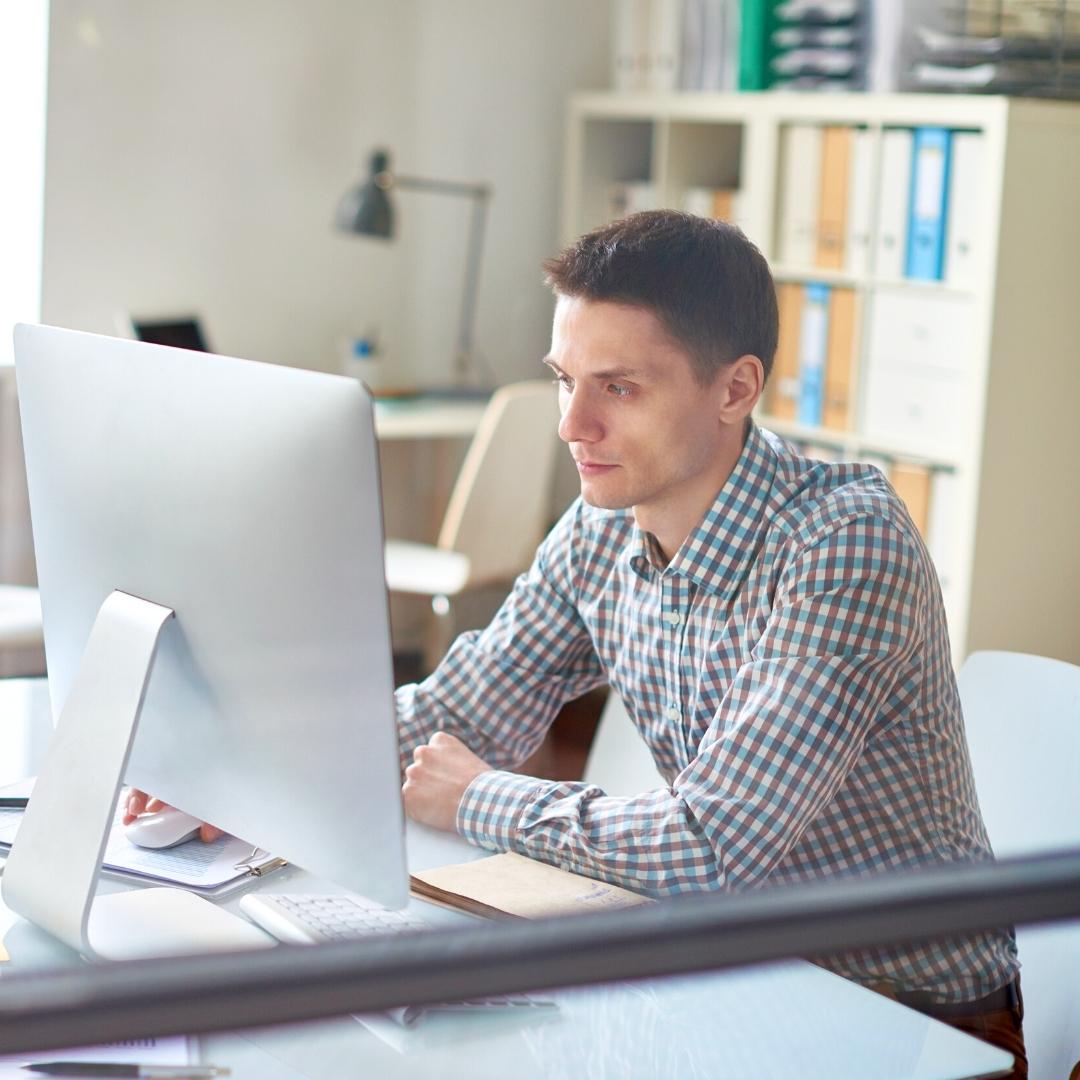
[123, 806, 203, 850]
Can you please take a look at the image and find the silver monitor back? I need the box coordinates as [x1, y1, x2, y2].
[13, 323, 407, 908]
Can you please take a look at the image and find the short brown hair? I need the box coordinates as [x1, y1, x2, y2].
[543, 209, 778, 384]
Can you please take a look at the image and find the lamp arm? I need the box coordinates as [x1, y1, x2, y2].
[454, 189, 490, 382]
[389, 173, 492, 384]
[393, 174, 491, 200]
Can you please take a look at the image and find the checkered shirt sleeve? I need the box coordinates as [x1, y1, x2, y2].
[454, 512, 923, 894]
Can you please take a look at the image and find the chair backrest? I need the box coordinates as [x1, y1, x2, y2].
[957, 650, 1080, 1080]
[437, 380, 560, 587]
[583, 691, 664, 796]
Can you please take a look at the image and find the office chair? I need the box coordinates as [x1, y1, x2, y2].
[0, 584, 45, 676]
[384, 380, 560, 673]
[582, 691, 664, 795]
[958, 650, 1080, 1080]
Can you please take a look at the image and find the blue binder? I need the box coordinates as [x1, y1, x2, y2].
[905, 127, 952, 281]
[797, 284, 830, 427]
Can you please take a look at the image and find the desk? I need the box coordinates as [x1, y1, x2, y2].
[0, 679, 1013, 1080]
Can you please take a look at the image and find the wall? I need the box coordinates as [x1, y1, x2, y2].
[42, 0, 419, 372]
[0, 0, 49, 369]
[405, 0, 612, 387]
[41, 1, 611, 387]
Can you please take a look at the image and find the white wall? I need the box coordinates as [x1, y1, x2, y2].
[0, 0, 49, 367]
[41, 1, 611, 385]
[42, 0, 419, 372]
[405, 0, 612, 386]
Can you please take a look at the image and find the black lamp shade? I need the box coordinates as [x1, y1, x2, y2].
[335, 150, 394, 238]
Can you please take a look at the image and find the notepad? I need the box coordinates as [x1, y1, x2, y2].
[409, 852, 652, 920]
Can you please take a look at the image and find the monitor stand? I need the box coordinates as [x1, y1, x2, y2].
[1, 590, 272, 959]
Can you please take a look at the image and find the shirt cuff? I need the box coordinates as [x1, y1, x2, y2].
[456, 769, 549, 852]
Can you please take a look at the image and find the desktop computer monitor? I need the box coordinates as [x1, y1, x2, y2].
[9, 324, 407, 922]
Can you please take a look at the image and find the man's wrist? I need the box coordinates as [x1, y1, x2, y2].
[456, 770, 550, 850]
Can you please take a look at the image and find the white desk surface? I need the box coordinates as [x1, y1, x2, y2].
[0, 679, 1012, 1080]
[373, 397, 487, 441]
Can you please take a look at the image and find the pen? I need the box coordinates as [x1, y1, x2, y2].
[0, 797, 28, 809]
[20, 1065, 229, 1078]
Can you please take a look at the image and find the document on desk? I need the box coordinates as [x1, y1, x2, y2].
[0, 781, 282, 893]
[410, 852, 652, 920]
[0, 1035, 192, 1075]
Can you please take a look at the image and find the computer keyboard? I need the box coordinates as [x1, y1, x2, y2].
[239, 891, 431, 945]
[240, 891, 559, 1029]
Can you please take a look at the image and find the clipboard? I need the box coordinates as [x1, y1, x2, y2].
[0, 779, 286, 897]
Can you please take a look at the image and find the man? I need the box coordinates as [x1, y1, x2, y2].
[128, 210, 1023, 1069]
[395, 210, 1025, 1070]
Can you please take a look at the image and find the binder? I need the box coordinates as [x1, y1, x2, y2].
[767, 282, 804, 420]
[823, 287, 858, 430]
[945, 130, 985, 288]
[712, 187, 736, 221]
[778, 124, 823, 266]
[648, 0, 683, 92]
[738, 0, 778, 90]
[797, 283, 830, 427]
[612, 0, 651, 91]
[874, 128, 913, 280]
[926, 468, 958, 598]
[816, 126, 852, 270]
[905, 126, 952, 281]
[890, 461, 932, 537]
[845, 127, 874, 275]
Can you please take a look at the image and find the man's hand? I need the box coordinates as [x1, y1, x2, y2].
[402, 732, 492, 833]
[122, 788, 224, 843]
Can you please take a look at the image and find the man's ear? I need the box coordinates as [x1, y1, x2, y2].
[717, 355, 765, 423]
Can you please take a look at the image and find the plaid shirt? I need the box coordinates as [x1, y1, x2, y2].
[396, 423, 1018, 1001]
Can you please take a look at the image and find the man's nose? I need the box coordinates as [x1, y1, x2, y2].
[558, 388, 601, 444]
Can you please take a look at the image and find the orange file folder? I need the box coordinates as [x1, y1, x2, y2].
[816, 126, 851, 270]
[890, 462, 933, 538]
[823, 287, 858, 430]
[768, 282, 804, 420]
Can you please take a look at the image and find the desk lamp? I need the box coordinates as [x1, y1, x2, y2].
[335, 149, 492, 388]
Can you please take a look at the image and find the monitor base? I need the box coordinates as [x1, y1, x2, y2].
[89, 888, 275, 960]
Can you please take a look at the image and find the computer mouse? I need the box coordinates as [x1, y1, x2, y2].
[123, 806, 203, 850]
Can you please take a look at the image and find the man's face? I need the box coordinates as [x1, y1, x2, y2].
[544, 296, 734, 529]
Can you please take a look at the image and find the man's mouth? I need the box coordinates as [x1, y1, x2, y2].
[574, 459, 618, 476]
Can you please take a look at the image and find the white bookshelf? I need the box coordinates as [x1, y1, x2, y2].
[561, 92, 1080, 667]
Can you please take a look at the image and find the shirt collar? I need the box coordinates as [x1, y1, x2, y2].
[627, 423, 778, 600]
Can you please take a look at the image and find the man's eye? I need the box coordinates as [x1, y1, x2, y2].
[552, 375, 573, 390]
[609, 384, 631, 398]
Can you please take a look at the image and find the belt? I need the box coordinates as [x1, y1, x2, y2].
[895, 977, 1022, 1019]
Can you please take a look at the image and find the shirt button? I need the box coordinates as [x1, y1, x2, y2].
[667, 612, 682, 628]
[666, 706, 680, 721]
